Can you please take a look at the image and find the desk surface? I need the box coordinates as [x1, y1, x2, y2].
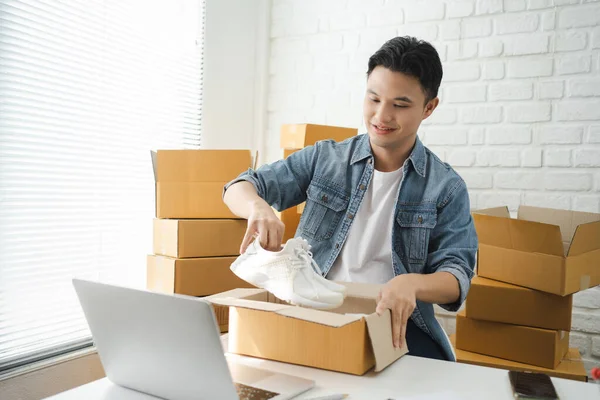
[47, 349, 598, 400]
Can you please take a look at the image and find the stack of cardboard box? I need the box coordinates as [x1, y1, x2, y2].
[453, 205, 600, 382]
[277, 124, 358, 240]
[147, 150, 256, 332]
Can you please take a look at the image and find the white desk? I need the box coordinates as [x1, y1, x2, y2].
[47, 350, 598, 400]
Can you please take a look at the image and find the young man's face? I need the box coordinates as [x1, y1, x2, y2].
[363, 66, 438, 151]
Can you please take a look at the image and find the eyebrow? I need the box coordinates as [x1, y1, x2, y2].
[367, 89, 413, 103]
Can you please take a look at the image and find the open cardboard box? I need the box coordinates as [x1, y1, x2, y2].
[280, 124, 358, 149]
[473, 205, 600, 296]
[150, 149, 254, 219]
[208, 282, 408, 375]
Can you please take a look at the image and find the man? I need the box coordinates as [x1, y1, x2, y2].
[223, 36, 478, 361]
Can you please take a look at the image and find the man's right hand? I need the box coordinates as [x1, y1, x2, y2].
[240, 201, 285, 254]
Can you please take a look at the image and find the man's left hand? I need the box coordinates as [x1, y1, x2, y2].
[375, 274, 418, 349]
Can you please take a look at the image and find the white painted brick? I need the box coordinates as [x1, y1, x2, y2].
[559, 5, 600, 28]
[319, 16, 329, 33]
[478, 192, 522, 211]
[464, 18, 493, 38]
[349, 51, 372, 73]
[504, 0, 527, 12]
[593, 337, 600, 357]
[476, 0, 504, 14]
[522, 148, 543, 167]
[405, 2, 445, 22]
[556, 31, 588, 52]
[271, 38, 309, 57]
[496, 172, 543, 189]
[267, 90, 313, 112]
[504, 34, 550, 56]
[287, 11, 320, 36]
[347, 0, 384, 9]
[574, 288, 600, 309]
[440, 20, 461, 40]
[545, 172, 593, 191]
[596, 172, 600, 191]
[314, 54, 349, 74]
[593, 27, 600, 49]
[448, 0, 475, 18]
[528, 0, 554, 9]
[398, 24, 439, 42]
[343, 32, 360, 51]
[366, 8, 404, 28]
[574, 149, 600, 167]
[270, 74, 297, 91]
[570, 333, 592, 356]
[572, 312, 600, 333]
[539, 126, 584, 144]
[462, 106, 503, 124]
[507, 58, 553, 78]
[312, 0, 347, 13]
[539, 81, 564, 100]
[495, 14, 539, 35]
[426, 146, 447, 162]
[558, 56, 591, 76]
[359, 28, 398, 52]
[541, 11, 556, 31]
[524, 192, 571, 209]
[424, 108, 458, 125]
[448, 149, 477, 166]
[308, 34, 343, 53]
[460, 170, 494, 189]
[589, 126, 600, 143]
[272, 2, 293, 20]
[330, 12, 366, 31]
[426, 129, 468, 145]
[483, 61, 505, 80]
[447, 41, 480, 60]
[477, 149, 521, 167]
[574, 195, 600, 213]
[557, 101, 600, 121]
[445, 85, 487, 103]
[507, 103, 552, 123]
[489, 82, 534, 101]
[444, 63, 481, 82]
[569, 78, 600, 97]
[470, 128, 486, 144]
[432, 42, 448, 62]
[544, 149, 572, 167]
[554, 0, 580, 4]
[488, 126, 532, 144]
[479, 38, 504, 57]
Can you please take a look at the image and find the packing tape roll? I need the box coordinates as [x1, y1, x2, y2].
[580, 275, 591, 291]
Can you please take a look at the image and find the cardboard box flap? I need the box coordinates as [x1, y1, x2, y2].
[364, 310, 408, 371]
[154, 150, 252, 182]
[150, 150, 158, 181]
[204, 288, 267, 302]
[568, 220, 600, 256]
[277, 306, 364, 327]
[472, 206, 511, 218]
[518, 206, 600, 246]
[473, 214, 564, 256]
[209, 297, 289, 312]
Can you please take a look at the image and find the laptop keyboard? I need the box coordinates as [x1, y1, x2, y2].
[234, 382, 280, 400]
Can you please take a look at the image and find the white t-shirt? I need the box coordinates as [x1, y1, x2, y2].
[327, 166, 404, 284]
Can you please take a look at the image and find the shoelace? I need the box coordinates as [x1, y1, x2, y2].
[290, 244, 324, 301]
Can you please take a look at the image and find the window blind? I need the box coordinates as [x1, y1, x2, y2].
[0, 0, 204, 372]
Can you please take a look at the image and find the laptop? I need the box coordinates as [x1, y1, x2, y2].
[72, 279, 315, 400]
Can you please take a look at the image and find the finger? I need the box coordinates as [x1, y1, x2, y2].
[266, 228, 277, 251]
[399, 309, 408, 350]
[392, 307, 403, 349]
[258, 225, 269, 250]
[375, 298, 388, 315]
[276, 223, 284, 250]
[240, 225, 257, 254]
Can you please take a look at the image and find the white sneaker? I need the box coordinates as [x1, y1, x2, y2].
[230, 237, 344, 310]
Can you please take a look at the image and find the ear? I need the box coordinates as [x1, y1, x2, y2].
[422, 97, 440, 120]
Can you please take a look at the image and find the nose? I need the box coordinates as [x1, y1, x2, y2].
[375, 103, 393, 123]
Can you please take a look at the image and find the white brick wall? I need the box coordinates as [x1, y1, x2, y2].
[267, 0, 600, 375]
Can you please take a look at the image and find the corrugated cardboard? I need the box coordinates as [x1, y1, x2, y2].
[153, 219, 246, 258]
[280, 124, 358, 149]
[281, 207, 302, 241]
[465, 276, 573, 331]
[146, 255, 254, 296]
[455, 311, 569, 369]
[473, 205, 600, 295]
[297, 202, 305, 214]
[450, 335, 587, 383]
[204, 288, 267, 333]
[151, 150, 252, 219]
[208, 282, 408, 375]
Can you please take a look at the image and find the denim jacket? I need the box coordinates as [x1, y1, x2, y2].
[224, 133, 478, 361]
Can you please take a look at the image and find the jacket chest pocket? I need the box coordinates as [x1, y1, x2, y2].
[300, 183, 349, 241]
[396, 210, 437, 263]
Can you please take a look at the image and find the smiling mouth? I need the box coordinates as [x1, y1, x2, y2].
[372, 123, 396, 133]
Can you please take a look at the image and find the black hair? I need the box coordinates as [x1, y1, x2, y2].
[367, 36, 443, 103]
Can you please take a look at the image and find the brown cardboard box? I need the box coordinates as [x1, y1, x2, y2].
[151, 150, 252, 219]
[146, 255, 254, 296]
[297, 202, 305, 214]
[450, 335, 588, 382]
[281, 206, 302, 241]
[455, 311, 569, 369]
[204, 288, 266, 333]
[209, 282, 408, 375]
[280, 124, 357, 149]
[465, 276, 573, 331]
[473, 206, 600, 295]
[283, 148, 300, 158]
[153, 219, 246, 258]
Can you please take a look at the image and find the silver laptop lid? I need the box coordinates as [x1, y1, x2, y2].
[72, 279, 239, 400]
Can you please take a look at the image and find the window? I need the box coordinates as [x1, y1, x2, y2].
[0, 0, 204, 372]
